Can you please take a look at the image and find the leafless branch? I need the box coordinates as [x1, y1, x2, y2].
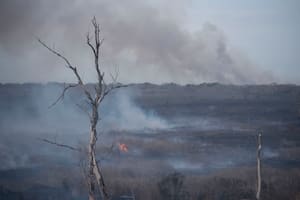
[37, 38, 94, 104]
[99, 83, 128, 104]
[109, 66, 120, 83]
[38, 138, 82, 152]
[48, 83, 78, 108]
[37, 38, 73, 69]
[87, 33, 96, 56]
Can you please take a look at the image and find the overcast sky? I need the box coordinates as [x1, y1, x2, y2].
[0, 0, 299, 84]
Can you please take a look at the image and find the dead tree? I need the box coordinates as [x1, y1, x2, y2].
[38, 17, 124, 200]
[256, 133, 262, 200]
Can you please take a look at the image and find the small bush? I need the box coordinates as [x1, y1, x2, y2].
[158, 172, 190, 200]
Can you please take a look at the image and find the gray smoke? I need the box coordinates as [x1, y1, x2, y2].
[100, 90, 169, 131]
[0, 84, 170, 169]
[0, 0, 275, 84]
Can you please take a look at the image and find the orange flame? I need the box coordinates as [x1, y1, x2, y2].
[118, 143, 128, 152]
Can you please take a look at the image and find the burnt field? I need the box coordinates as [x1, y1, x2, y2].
[0, 83, 300, 199]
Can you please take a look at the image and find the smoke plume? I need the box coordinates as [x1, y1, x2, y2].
[0, 0, 275, 84]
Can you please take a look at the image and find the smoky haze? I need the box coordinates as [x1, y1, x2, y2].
[0, 84, 171, 169]
[1, 82, 298, 172]
[0, 0, 275, 84]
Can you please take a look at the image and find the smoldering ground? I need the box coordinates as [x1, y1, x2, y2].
[0, 83, 227, 170]
[0, 83, 298, 172]
[0, 84, 170, 169]
[0, 83, 299, 200]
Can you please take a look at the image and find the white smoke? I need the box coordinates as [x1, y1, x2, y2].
[101, 90, 169, 131]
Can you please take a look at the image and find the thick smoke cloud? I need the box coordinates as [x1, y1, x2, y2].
[0, 0, 274, 84]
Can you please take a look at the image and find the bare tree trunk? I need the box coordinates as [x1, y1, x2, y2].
[88, 128, 97, 200]
[256, 133, 262, 200]
[88, 107, 110, 200]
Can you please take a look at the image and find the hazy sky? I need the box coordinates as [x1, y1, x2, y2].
[0, 0, 299, 84]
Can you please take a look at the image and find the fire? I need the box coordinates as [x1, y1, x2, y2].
[118, 143, 128, 153]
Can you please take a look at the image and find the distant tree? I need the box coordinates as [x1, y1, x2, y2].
[38, 17, 125, 200]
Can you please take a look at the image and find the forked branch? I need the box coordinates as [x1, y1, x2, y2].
[99, 83, 127, 104]
[37, 39, 94, 104]
[48, 83, 78, 108]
